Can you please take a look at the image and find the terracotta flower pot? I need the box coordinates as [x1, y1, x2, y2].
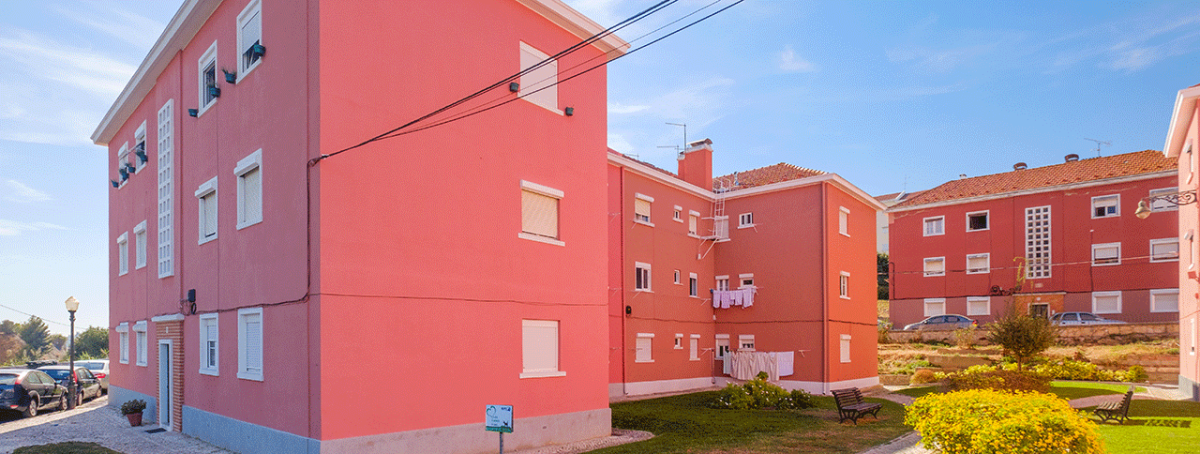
[126, 412, 143, 426]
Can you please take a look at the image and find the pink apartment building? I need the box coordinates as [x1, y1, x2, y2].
[607, 141, 885, 396]
[94, 1, 625, 453]
[1164, 83, 1200, 401]
[887, 150, 1179, 328]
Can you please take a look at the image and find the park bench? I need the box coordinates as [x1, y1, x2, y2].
[831, 387, 883, 425]
[1094, 387, 1134, 424]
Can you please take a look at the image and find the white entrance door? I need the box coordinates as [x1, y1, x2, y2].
[716, 338, 731, 375]
[158, 341, 172, 428]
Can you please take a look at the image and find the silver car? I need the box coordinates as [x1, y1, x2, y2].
[903, 314, 976, 331]
[74, 360, 109, 394]
[1049, 312, 1126, 326]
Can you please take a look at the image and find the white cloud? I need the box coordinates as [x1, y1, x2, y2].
[5, 180, 51, 203]
[607, 132, 634, 153]
[886, 43, 999, 73]
[0, 220, 68, 236]
[564, 0, 625, 28]
[778, 46, 816, 73]
[609, 102, 650, 114]
[0, 31, 137, 97]
[55, 6, 165, 50]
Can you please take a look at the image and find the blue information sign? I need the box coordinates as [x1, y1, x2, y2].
[485, 405, 513, 433]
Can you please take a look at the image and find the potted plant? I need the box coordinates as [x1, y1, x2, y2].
[120, 399, 146, 426]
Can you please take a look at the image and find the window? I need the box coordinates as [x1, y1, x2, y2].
[518, 42, 558, 113]
[199, 314, 219, 375]
[923, 257, 945, 277]
[688, 211, 699, 236]
[966, 211, 988, 231]
[674, 333, 684, 349]
[923, 216, 944, 236]
[738, 334, 755, 351]
[1149, 188, 1179, 212]
[635, 333, 653, 363]
[713, 216, 729, 240]
[521, 320, 564, 378]
[689, 334, 700, 360]
[1092, 243, 1121, 266]
[738, 212, 754, 228]
[739, 273, 754, 288]
[673, 206, 682, 222]
[1092, 291, 1121, 314]
[673, 270, 681, 285]
[1150, 238, 1180, 262]
[689, 273, 698, 297]
[715, 276, 729, 291]
[197, 41, 219, 115]
[134, 221, 147, 270]
[116, 323, 129, 364]
[117, 232, 129, 276]
[134, 321, 147, 367]
[966, 253, 989, 274]
[196, 177, 218, 244]
[839, 207, 849, 236]
[634, 193, 653, 225]
[840, 334, 851, 363]
[133, 122, 147, 173]
[1026, 206, 1051, 279]
[924, 298, 946, 316]
[157, 99, 174, 278]
[635, 262, 651, 291]
[967, 296, 990, 316]
[237, 308, 264, 381]
[1092, 194, 1119, 218]
[237, 0, 263, 77]
[235, 150, 263, 229]
[519, 180, 564, 246]
[1151, 289, 1179, 313]
[116, 143, 129, 187]
[839, 272, 850, 299]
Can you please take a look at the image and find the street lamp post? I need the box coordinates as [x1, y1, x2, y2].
[64, 296, 80, 410]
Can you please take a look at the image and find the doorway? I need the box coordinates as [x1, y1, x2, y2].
[158, 340, 172, 429]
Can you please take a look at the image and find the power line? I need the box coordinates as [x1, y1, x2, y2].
[0, 302, 69, 327]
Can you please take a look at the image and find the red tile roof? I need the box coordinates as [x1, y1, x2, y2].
[716, 163, 826, 191]
[875, 190, 927, 205]
[609, 149, 679, 178]
[893, 150, 1175, 209]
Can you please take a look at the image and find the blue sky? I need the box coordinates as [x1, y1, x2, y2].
[1, 0, 1197, 334]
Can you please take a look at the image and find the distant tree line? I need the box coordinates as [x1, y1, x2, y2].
[0, 316, 108, 365]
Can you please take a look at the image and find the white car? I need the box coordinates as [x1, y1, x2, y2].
[74, 359, 109, 394]
[1049, 312, 1126, 326]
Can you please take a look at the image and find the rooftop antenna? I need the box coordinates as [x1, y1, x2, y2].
[666, 122, 687, 149]
[1084, 138, 1111, 157]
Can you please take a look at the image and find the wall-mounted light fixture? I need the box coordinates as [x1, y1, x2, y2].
[509, 82, 520, 92]
[188, 109, 198, 117]
[564, 107, 574, 116]
[1136, 189, 1197, 219]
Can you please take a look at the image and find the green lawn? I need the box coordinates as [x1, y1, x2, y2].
[893, 382, 1146, 401]
[1086, 400, 1200, 454]
[589, 391, 911, 454]
[13, 442, 122, 454]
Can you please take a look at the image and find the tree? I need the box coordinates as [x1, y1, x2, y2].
[74, 326, 110, 359]
[877, 253, 890, 300]
[0, 319, 16, 335]
[48, 334, 67, 351]
[987, 300, 1056, 371]
[18, 316, 50, 357]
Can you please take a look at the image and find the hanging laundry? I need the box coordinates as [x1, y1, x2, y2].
[742, 287, 755, 308]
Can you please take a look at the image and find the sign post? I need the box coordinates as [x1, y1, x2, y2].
[485, 404, 513, 454]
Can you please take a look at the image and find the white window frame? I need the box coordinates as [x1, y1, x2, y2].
[116, 323, 129, 364]
[923, 216, 945, 236]
[966, 253, 990, 274]
[634, 193, 654, 226]
[1150, 289, 1179, 313]
[519, 180, 565, 247]
[840, 334, 851, 363]
[923, 257, 945, 277]
[673, 205, 683, 222]
[738, 212, 754, 229]
[966, 296, 990, 316]
[1091, 194, 1120, 218]
[924, 298, 946, 317]
[689, 334, 700, 360]
[839, 206, 850, 237]
[689, 272, 698, 297]
[237, 307, 264, 381]
[133, 321, 147, 367]
[157, 99, 175, 278]
[738, 334, 755, 351]
[133, 221, 147, 270]
[1150, 238, 1180, 263]
[739, 273, 754, 288]
[839, 271, 850, 299]
[635, 262, 652, 292]
[234, 149, 263, 230]
[199, 313, 219, 376]
[117, 232, 129, 276]
[518, 41, 560, 114]
[1188, 141, 1196, 185]
[673, 269, 681, 285]
[196, 177, 218, 244]
[116, 143, 130, 188]
[965, 210, 989, 232]
[1092, 291, 1122, 314]
[133, 121, 148, 173]
[236, 0, 263, 79]
[688, 210, 700, 237]
[635, 333, 654, 363]
[520, 319, 565, 378]
[1091, 242, 1121, 266]
[674, 333, 684, 350]
[715, 275, 729, 291]
[197, 41, 219, 116]
[1149, 187, 1179, 212]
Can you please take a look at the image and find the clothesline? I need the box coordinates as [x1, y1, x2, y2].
[710, 287, 756, 309]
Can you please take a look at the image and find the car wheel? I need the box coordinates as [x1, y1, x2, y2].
[22, 395, 38, 418]
[76, 391, 83, 407]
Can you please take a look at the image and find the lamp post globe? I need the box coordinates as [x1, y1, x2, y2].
[64, 296, 80, 409]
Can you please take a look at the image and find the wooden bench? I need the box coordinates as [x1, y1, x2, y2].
[1094, 387, 1134, 424]
[831, 388, 883, 425]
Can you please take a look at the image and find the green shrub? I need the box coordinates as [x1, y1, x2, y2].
[944, 369, 1050, 393]
[119, 399, 146, 415]
[878, 323, 892, 343]
[905, 390, 1105, 454]
[709, 375, 816, 410]
[1126, 365, 1148, 382]
[953, 326, 977, 348]
[911, 369, 938, 385]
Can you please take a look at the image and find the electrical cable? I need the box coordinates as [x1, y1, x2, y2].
[0, 303, 70, 327]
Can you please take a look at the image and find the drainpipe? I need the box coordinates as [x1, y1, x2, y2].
[620, 167, 627, 397]
[821, 183, 829, 394]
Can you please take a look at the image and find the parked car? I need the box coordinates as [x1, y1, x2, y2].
[38, 365, 102, 406]
[75, 360, 109, 394]
[903, 314, 976, 331]
[1049, 312, 1127, 326]
[0, 368, 67, 418]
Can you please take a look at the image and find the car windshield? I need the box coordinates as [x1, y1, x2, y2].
[77, 362, 103, 370]
[0, 373, 16, 385]
[42, 369, 71, 380]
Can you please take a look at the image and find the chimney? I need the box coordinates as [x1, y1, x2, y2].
[1013, 162, 1028, 170]
[677, 138, 713, 190]
[959, 174, 967, 179]
[1065, 154, 1079, 163]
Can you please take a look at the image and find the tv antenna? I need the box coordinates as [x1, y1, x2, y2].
[1084, 138, 1110, 157]
[658, 122, 687, 151]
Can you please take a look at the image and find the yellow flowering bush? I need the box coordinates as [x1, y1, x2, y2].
[904, 389, 1105, 454]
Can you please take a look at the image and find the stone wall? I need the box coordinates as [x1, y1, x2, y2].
[883, 322, 1178, 346]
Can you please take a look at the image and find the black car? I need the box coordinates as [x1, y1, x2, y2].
[0, 368, 67, 417]
[38, 365, 102, 406]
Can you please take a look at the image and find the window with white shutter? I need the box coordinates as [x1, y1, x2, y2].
[688, 211, 699, 235]
[238, 308, 263, 381]
[518, 42, 558, 113]
[840, 335, 851, 363]
[924, 298, 946, 316]
[634, 193, 653, 225]
[689, 334, 700, 360]
[1150, 238, 1180, 262]
[200, 314, 219, 375]
[196, 177, 218, 244]
[197, 42, 218, 114]
[116, 323, 129, 364]
[117, 232, 129, 276]
[1092, 292, 1121, 314]
[966, 253, 989, 274]
[134, 321, 147, 367]
[520, 320, 564, 378]
[235, 150, 263, 229]
[923, 216, 944, 236]
[157, 99, 174, 278]
[1151, 289, 1179, 313]
[635, 334, 653, 363]
[134, 221, 147, 270]
[839, 207, 850, 236]
[1092, 243, 1120, 265]
[519, 180, 563, 246]
[923, 257, 945, 276]
[967, 296, 990, 316]
[1092, 195, 1119, 218]
[237, 0, 263, 76]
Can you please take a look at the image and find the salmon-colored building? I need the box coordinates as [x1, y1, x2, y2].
[607, 141, 885, 396]
[94, 1, 625, 453]
[887, 151, 1179, 329]
[1164, 83, 1200, 401]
